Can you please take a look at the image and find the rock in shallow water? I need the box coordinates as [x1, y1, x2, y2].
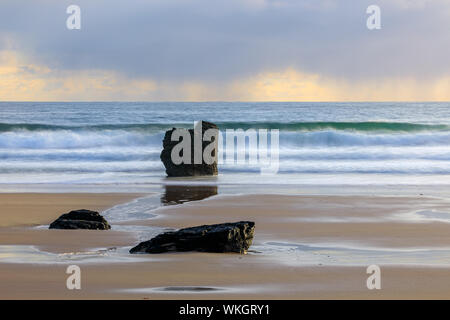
[129, 221, 255, 254]
[49, 209, 111, 230]
[160, 121, 219, 177]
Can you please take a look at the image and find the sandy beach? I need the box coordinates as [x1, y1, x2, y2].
[0, 193, 144, 228]
[1, 191, 450, 299]
[1, 0, 450, 304]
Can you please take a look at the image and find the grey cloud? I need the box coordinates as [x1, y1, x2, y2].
[0, 0, 449, 83]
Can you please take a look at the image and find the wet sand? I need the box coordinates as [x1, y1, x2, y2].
[0, 193, 143, 253]
[3, 259, 450, 300]
[0, 193, 144, 227]
[129, 194, 450, 248]
[1, 192, 450, 299]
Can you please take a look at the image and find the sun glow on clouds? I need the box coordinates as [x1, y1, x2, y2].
[0, 51, 158, 101]
[0, 51, 449, 102]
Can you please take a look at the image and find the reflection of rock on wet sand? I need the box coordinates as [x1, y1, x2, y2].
[161, 185, 218, 206]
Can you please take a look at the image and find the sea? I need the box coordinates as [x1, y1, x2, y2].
[1, 101, 450, 190]
[2, 101, 450, 267]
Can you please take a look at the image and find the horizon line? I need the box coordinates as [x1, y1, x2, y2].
[1, 100, 449, 104]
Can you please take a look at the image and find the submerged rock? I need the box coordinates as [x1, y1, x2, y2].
[49, 209, 111, 230]
[129, 221, 255, 254]
[160, 121, 219, 177]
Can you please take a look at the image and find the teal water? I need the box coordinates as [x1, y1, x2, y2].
[0, 102, 449, 185]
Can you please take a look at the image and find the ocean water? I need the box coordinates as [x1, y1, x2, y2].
[1, 101, 450, 186]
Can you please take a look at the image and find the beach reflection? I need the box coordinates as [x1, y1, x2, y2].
[161, 185, 218, 206]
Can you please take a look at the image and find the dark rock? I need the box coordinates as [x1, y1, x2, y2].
[129, 221, 255, 254]
[160, 121, 219, 177]
[49, 209, 111, 230]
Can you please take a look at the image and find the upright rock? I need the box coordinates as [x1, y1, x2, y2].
[160, 121, 219, 177]
[49, 209, 111, 230]
[129, 221, 255, 254]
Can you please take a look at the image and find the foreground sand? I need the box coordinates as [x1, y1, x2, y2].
[1, 192, 450, 299]
[0, 193, 143, 254]
[3, 258, 450, 299]
[0, 193, 143, 228]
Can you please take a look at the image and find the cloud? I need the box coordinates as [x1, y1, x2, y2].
[0, 0, 449, 100]
[0, 50, 157, 101]
[1, 50, 448, 101]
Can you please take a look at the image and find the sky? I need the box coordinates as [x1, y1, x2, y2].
[0, 0, 449, 101]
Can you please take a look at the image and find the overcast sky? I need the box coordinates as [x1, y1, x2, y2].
[0, 0, 449, 101]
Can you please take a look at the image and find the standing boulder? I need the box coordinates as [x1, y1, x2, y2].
[49, 209, 111, 230]
[129, 221, 255, 254]
[160, 121, 219, 177]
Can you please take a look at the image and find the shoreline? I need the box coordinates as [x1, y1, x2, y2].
[3, 181, 450, 199]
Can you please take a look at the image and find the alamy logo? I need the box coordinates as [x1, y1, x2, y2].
[366, 5, 381, 30]
[66, 265, 81, 290]
[170, 121, 279, 174]
[66, 5, 81, 30]
[366, 265, 381, 290]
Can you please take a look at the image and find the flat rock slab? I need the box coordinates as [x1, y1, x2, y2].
[49, 209, 111, 230]
[129, 221, 255, 254]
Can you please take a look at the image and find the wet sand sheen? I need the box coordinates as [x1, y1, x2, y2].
[126, 194, 450, 249]
[0, 193, 146, 254]
[0, 193, 145, 227]
[1, 192, 450, 299]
